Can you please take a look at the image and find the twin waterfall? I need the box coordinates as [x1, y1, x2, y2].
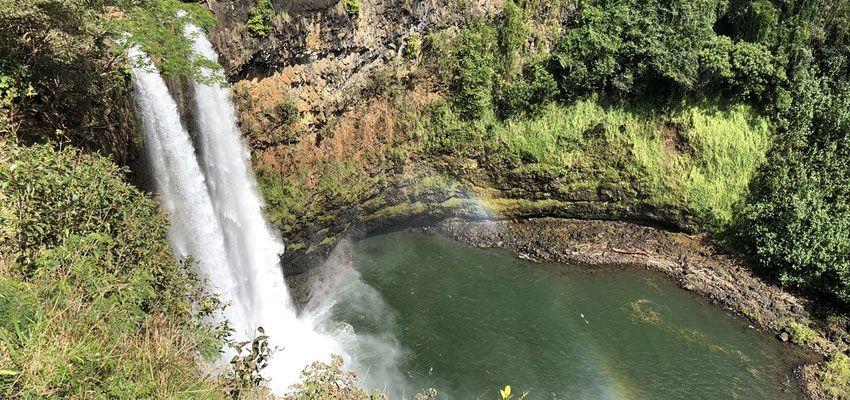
[129, 27, 341, 393]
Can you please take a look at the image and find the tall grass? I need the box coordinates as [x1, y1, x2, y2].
[430, 98, 772, 228]
[0, 143, 265, 399]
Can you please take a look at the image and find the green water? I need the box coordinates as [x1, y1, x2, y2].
[327, 232, 802, 399]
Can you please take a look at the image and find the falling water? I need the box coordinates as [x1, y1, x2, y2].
[128, 48, 237, 324]
[130, 31, 342, 393]
[184, 24, 343, 392]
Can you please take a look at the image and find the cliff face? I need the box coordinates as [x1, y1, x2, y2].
[201, 0, 517, 272]
[206, 0, 503, 132]
[200, 0, 699, 274]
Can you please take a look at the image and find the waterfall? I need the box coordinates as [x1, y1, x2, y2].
[130, 30, 342, 393]
[128, 49, 240, 327]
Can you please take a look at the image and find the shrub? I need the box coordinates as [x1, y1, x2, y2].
[286, 355, 387, 400]
[404, 33, 422, 60]
[494, 57, 559, 118]
[499, 1, 529, 69]
[0, 143, 231, 398]
[548, 0, 780, 101]
[786, 321, 819, 345]
[274, 99, 299, 127]
[223, 328, 275, 398]
[737, 59, 850, 305]
[344, 0, 361, 15]
[247, 0, 275, 38]
[820, 352, 850, 399]
[451, 22, 498, 120]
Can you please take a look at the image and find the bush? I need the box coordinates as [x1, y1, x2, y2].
[286, 355, 387, 399]
[737, 56, 850, 305]
[344, 0, 361, 15]
[247, 0, 275, 38]
[451, 22, 498, 120]
[739, 141, 850, 304]
[274, 99, 299, 127]
[820, 352, 850, 399]
[494, 57, 559, 118]
[499, 1, 529, 69]
[404, 33, 422, 60]
[785, 321, 819, 345]
[0, 143, 231, 398]
[549, 0, 779, 102]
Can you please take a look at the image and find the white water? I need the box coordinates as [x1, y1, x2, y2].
[130, 30, 342, 393]
[129, 49, 234, 305]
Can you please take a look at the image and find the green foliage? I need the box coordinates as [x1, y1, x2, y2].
[499, 1, 529, 69]
[0, 142, 232, 398]
[404, 33, 422, 60]
[739, 143, 850, 302]
[0, 60, 36, 135]
[274, 99, 299, 127]
[256, 166, 311, 231]
[344, 0, 361, 15]
[1, 144, 170, 269]
[286, 355, 387, 400]
[737, 60, 850, 303]
[0, 0, 220, 156]
[224, 328, 274, 398]
[0, 280, 34, 340]
[247, 0, 275, 38]
[734, 1, 850, 302]
[451, 21, 498, 119]
[116, 0, 221, 84]
[549, 0, 777, 102]
[494, 57, 558, 118]
[786, 321, 819, 345]
[427, 96, 770, 229]
[820, 352, 850, 399]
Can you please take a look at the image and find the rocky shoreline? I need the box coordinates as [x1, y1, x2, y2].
[289, 216, 849, 399]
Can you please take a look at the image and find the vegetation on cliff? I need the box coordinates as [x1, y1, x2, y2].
[0, 1, 275, 398]
[0, 142, 232, 398]
[0, 0, 218, 160]
[243, 0, 849, 314]
[432, 0, 850, 309]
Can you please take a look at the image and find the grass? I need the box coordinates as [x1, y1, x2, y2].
[428, 97, 772, 229]
[786, 321, 820, 346]
[0, 143, 248, 399]
[820, 352, 850, 399]
[257, 166, 311, 230]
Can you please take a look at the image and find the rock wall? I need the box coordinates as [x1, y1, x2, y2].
[200, 0, 656, 275]
[207, 0, 503, 132]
